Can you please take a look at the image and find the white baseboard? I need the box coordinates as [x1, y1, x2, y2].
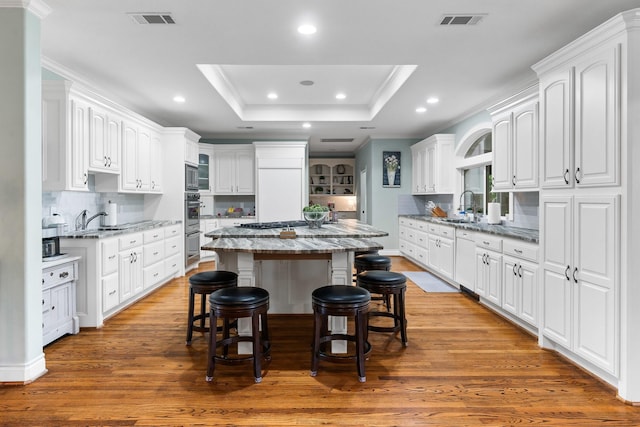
[0, 352, 47, 384]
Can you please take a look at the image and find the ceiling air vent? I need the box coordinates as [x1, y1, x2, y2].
[321, 138, 355, 143]
[439, 14, 485, 26]
[128, 13, 175, 25]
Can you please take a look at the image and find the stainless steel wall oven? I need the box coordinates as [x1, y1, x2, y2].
[185, 191, 200, 266]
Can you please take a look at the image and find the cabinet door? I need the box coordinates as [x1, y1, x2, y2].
[149, 133, 162, 193]
[236, 150, 255, 194]
[573, 195, 617, 372]
[428, 236, 440, 271]
[438, 237, 455, 279]
[132, 248, 144, 295]
[89, 107, 108, 171]
[486, 252, 502, 306]
[121, 122, 139, 191]
[539, 69, 573, 189]
[214, 150, 235, 193]
[424, 144, 436, 193]
[492, 114, 512, 191]
[541, 195, 573, 348]
[454, 237, 476, 292]
[198, 149, 213, 193]
[574, 45, 619, 187]
[70, 98, 90, 190]
[519, 260, 538, 326]
[475, 250, 487, 297]
[411, 147, 426, 194]
[106, 114, 121, 172]
[512, 101, 538, 189]
[502, 256, 519, 316]
[119, 252, 134, 302]
[50, 283, 73, 327]
[137, 128, 151, 192]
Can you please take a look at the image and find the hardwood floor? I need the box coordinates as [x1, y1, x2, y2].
[2, 257, 639, 426]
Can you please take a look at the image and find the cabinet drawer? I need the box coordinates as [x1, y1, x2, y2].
[503, 239, 538, 262]
[406, 228, 417, 244]
[102, 239, 119, 275]
[414, 220, 429, 232]
[144, 241, 165, 267]
[426, 223, 440, 234]
[398, 217, 410, 227]
[144, 262, 165, 289]
[164, 224, 181, 239]
[456, 228, 475, 240]
[399, 225, 409, 241]
[42, 288, 51, 312]
[475, 234, 503, 252]
[143, 228, 164, 244]
[42, 263, 75, 289]
[102, 274, 119, 312]
[415, 230, 428, 248]
[438, 225, 454, 239]
[165, 253, 181, 275]
[119, 232, 143, 251]
[165, 235, 181, 257]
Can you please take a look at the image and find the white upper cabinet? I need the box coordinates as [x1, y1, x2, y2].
[410, 134, 454, 194]
[535, 42, 620, 189]
[488, 85, 539, 191]
[213, 145, 254, 195]
[89, 106, 121, 173]
[120, 120, 156, 193]
[198, 144, 214, 195]
[42, 81, 90, 191]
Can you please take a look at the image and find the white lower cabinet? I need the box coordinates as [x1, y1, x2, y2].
[541, 194, 618, 374]
[501, 237, 539, 327]
[475, 235, 503, 305]
[61, 224, 182, 327]
[200, 219, 219, 260]
[454, 229, 476, 292]
[42, 258, 80, 346]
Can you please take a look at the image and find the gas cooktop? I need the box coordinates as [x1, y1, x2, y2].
[238, 220, 308, 229]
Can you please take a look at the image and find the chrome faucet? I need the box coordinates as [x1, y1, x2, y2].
[459, 190, 476, 216]
[76, 209, 108, 230]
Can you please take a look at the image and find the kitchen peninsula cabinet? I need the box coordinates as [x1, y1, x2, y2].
[410, 134, 454, 195]
[61, 222, 182, 327]
[488, 86, 539, 191]
[42, 256, 81, 346]
[213, 145, 254, 195]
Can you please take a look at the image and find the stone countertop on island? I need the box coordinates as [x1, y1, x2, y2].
[204, 219, 388, 239]
[400, 215, 539, 243]
[60, 220, 181, 239]
[202, 237, 383, 254]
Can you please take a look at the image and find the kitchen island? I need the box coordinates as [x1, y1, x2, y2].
[202, 219, 388, 352]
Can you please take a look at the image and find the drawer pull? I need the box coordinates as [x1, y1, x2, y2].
[59, 271, 69, 279]
[130, 240, 137, 244]
[513, 249, 523, 254]
[109, 255, 116, 260]
[109, 290, 117, 296]
[483, 241, 490, 246]
[153, 251, 159, 256]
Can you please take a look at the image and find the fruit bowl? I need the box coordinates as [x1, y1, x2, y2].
[303, 210, 329, 228]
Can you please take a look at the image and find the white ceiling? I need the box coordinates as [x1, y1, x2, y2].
[40, 0, 640, 155]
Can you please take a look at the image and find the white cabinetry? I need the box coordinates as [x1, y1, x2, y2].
[410, 134, 454, 194]
[309, 158, 355, 196]
[213, 145, 254, 194]
[200, 219, 219, 260]
[118, 233, 144, 304]
[540, 194, 618, 374]
[42, 81, 90, 191]
[121, 121, 151, 192]
[454, 228, 476, 292]
[398, 217, 429, 268]
[89, 106, 121, 173]
[475, 235, 502, 306]
[426, 223, 455, 279]
[143, 228, 165, 289]
[101, 238, 119, 312]
[501, 238, 539, 327]
[489, 86, 539, 191]
[42, 258, 80, 346]
[185, 138, 199, 166]
[148, 132, 163, 193]
[535, 43, 619, 189]
[198, 144, 214, 194]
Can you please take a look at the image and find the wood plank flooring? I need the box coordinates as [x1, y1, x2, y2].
[2, 257, 639, 426]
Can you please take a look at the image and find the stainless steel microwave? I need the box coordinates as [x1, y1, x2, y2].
[185, 164, 199, 191]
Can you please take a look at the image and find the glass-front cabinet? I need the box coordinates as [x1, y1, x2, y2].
[198, 144, 214, 195]
[309, 159, 355, 196]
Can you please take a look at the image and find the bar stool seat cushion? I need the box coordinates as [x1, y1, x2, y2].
[354, 254, 392, 269]
[312, 285, 370, 306]
[189, 270, 238, 287]
[210, 287, 269, 306]
[357, 270, 406, 287]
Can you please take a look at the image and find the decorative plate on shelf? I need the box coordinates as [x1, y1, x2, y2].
[336, 165, 346, 174]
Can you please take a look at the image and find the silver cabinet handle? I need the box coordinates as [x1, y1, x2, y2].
[514, 249, 523, 254]
[59, 271, 69, 279]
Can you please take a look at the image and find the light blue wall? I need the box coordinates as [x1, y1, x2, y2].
[356, 138, 419, 251]
[441, 110, 491, 150]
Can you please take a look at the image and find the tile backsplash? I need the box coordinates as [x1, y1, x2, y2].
[43, 177, 144, 230]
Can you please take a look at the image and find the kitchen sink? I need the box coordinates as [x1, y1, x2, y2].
[436, 217, 468, 224]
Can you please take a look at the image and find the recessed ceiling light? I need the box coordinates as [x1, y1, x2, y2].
[173, 95, 186, 103]
[416, 107, 427, 113]
[360, 126, 376, 130]
[267, 92, 278, 100]
[302, 122, 311, 129]
[300, 80, 315, 86]
[335, 93, 346, 100]
[426, 97, 439, 104]
[297, 24, 317, 35]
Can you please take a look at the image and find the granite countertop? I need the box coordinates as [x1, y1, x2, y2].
[202, 237, 383, 254]
[61, 220, 181, 239]
[400, 215, 539, 243]
[204, 219, 388, 239]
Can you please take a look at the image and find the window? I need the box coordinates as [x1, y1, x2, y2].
[458, 131, 510, 218]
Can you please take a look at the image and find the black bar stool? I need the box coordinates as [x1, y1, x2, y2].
[357, 270, 408, 346]
[310, 285, 372, 383]
[354, 254, 392, 309]
[186, 270, 237, 345]
[206, 287, 271, 383]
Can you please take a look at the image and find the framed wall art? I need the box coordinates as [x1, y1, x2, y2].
[382, 151, 401, 187]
